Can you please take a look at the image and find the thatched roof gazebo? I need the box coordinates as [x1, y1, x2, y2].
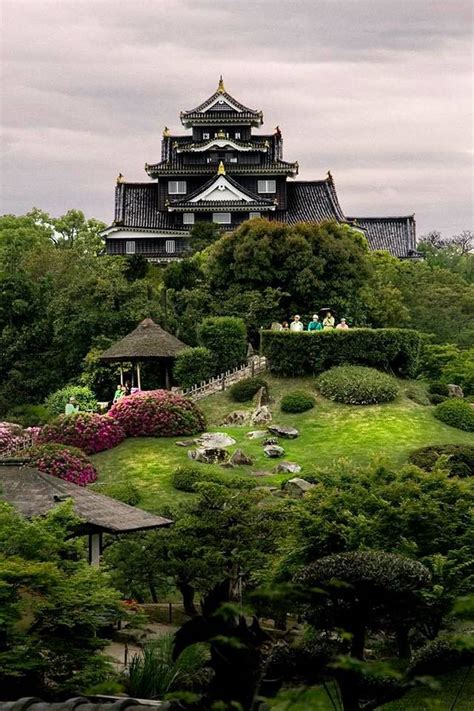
[0, 464, 172, 565]
[100, 318, 186, 389]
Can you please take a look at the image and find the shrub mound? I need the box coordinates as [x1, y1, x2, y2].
[229, 377, 268, 403]
[46, 385, 98, 416]
[94, 481, 141, 505]
[26, 442, 97, 486]
[433, 398, 474, 432]
[40, 412, 125, 454]
[281, 391, 315, 413]
[108, 390, 205, 437]
[404, 385, 431, 406]
[428, 381, 450, 397]
[171, 465, 255, 492]
[317, 365, 399, 405]
[409, 444, 474, 477]
[430, 394, 447, 405]
[174, 346, 215, 389]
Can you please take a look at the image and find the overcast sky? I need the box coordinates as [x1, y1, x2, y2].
[1, 0, 472, 236]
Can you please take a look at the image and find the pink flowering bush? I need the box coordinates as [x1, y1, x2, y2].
[39, 412, 125, 454]
[26, 443, 97, 486]
[0, 422, 40, 455]
[108, 390, 206, 437]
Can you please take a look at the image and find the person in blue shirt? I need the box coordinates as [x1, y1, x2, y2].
[307, 314, 323, 331]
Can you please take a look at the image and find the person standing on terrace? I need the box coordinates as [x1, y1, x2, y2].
[308, 314, 323, 331]
[290, 315, 304, 331]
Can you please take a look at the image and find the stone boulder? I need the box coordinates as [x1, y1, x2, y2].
[251, 405, 272, 426]
[264, 444, 285, 458]
[447, 384, 464, 398]
[263, 437, 278, 446]
[284, 477, 315, 498]
[273, 461, 302, 474]
[247, 430, 268, 440]
[255, 385, 270, 408]
[267, 424, 299, 439]
[196, 432, 236, 448]
[230, 449, 253, 466]
[188, 447, 229, 464]
[221, 410, 249, 426]
[175, 439, 196, 447]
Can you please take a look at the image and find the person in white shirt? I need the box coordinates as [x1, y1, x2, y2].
[336, 318, 349, 330]
[290, 314, 304, 332]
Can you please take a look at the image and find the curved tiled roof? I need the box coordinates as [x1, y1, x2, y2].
[169, 173, 275, 208]
[284, 180, 346, 222]
[347, 216, 418, 258]
[114, 183, 176, 230]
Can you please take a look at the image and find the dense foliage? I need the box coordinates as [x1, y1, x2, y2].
[434, 398, 474, 432]
[171, 465, 255, 492]
[108, 390, 205, 437]
[26, 442, 98, 486]
[46, 384, 98, 416]
[40, 412, 125, 454]
[262, 328, 421, 378]
[409, 444, 474, 477]
[173, 346, 215, 389]
[317, 365, 400, 405]
[197, 316, 247, 372]
[229, 376, 268, 402]
[280, 390, 315, 413]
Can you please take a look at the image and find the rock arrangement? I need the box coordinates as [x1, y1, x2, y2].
[273, 462, 302, 474]
[284, 477, 315, 497]
[264, 444, 285, 458]
[221, 410, 249, 425]
[188, 447, 229, 464]
[251, 405, 272, 426]
[267, 424, 299, 439]
[196, 432, 237, 448]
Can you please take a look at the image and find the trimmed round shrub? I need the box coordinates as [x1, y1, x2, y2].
[434, 398, 474, 432]
[171, 465, 255, 492]
[46, 385, 98, 416]
[316, 366, 399, 405]
[229, 377, 268, 403]
[428, 381, 450, 396]
[174, 347, 215, 389]
[197, 316, 247, 373]
[39, 412, 125, 454]
[404, 385, 430, 406]
[95, 481, 141, 505]
[409, 444, 474, 477]
[281, 391, 315, 413]
[108, 390, 205, 437]
[26, 442, 97, 486]
[429, 394, 447, 405]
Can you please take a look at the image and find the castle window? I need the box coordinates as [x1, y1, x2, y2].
[213, 213, 231, 224]
[258, 180, 276, 193]
[165, 240, 175, 253]
[235, 131, 241, 139]
[125, 240, 135, 254]
[183, 213, 195, 225]
[168, 181, 187, 194]
[249, 212, 261, 219]
[203, 132, 210, 140]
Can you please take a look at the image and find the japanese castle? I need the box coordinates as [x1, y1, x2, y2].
[103, 78, 418, 262]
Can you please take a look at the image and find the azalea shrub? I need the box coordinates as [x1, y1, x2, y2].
[40, 412, 125, 454]
[26, 442, 98, 486]
[0, 422, 40, 455]
[108, 390, 205, 437]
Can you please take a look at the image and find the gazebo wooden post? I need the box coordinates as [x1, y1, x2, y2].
[89, 532, 103, 566]
[165, 361, 171, 390]
[137, 363, 142, 390]
[120, 366, 124, 385]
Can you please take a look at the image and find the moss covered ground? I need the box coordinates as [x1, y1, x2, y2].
[91, 376, 473, 512]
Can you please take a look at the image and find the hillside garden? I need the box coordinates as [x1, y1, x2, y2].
[0, 212, 473, 709]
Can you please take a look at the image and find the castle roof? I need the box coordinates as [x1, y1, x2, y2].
[180, 77, 263, 127]
[347, 215, 418, 258]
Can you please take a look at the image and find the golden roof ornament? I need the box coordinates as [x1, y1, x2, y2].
[217, 160, 226, 175]
[163, 126, 170, 137]
[116, 172, 125, 184]
[217, 128, 226, 138]
[327, 170, 334, 184]
[217, 75, 226, 93]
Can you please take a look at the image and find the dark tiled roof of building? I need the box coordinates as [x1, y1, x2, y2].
[283, 180, 346, 223]
[0, 698, 167, 710]
[145, 157, 298, 177]
[0, 465, 172, 533]
[182, 84, 260, 117]
[347, 216, 418, 258]
[114, 183, 176, 230]
[169, 173, 275, 209]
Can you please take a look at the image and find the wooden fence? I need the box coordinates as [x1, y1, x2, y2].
[174, 355, 267, 401]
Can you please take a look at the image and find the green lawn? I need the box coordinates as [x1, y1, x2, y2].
[91, 376, 473, 513]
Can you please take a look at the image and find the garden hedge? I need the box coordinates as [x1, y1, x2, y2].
[173, 346, 216, 389]
[261, 328, 421, 378]
[198, 316, 247, 373]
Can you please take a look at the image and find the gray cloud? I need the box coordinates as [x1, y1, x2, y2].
[1, 0, 472, 236]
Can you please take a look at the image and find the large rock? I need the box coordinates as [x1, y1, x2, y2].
[221, 410, 249, 426]
[251, 405, 272, 426]
[264, 444, 285, 458]
[175, 439, 196, 447]
[447, 384, 464, 398]
[267, 424, 299, 439]
[188, 447, 229, 464]
[196, 432, 236, 448]
[284, 477, 315, 497]
[255, 385, 270, 408]
[273, 461, 302, 474]
[263, 437, 278, 446]
[230, 449, 253, 466]
[247, 430, 268, 440]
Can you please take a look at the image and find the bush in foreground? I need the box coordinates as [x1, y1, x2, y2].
[40, 413, 125, 454]
[281, 391, 315, 413]
[317, 365, 399, 405]
[46, 385, 98, 416]
[173, 346, 216, 389]
[108, 390, 205, 437]
[409, 444, 474, 477]
[27, 442, 97, 486]
[171, 465, 255, 492]
[229, 377, 268, 402]
[434, 399, 474, 432]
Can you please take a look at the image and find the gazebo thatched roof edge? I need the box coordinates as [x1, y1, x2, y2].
[99, 318, 187, 362]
